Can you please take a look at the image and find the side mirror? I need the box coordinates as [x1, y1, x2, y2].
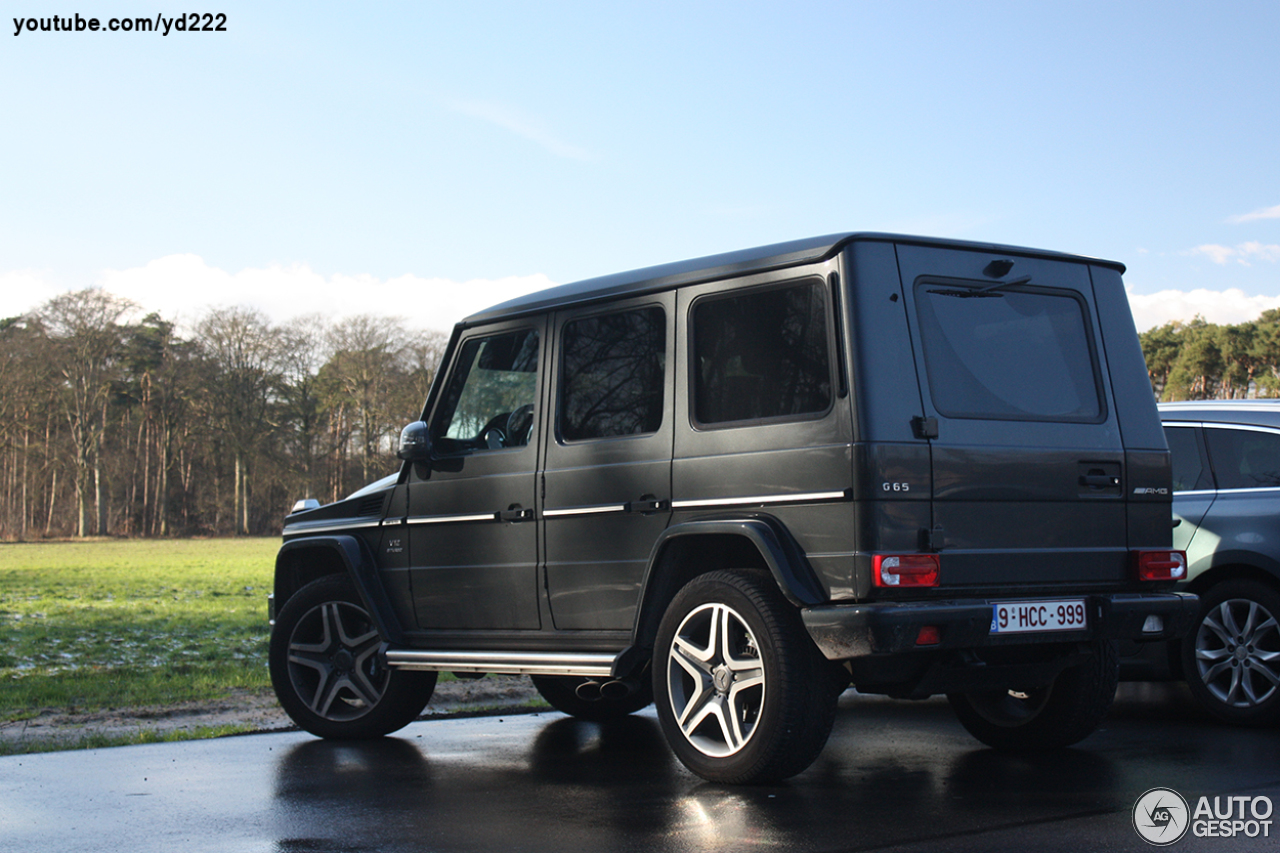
[397, 421, 433, 462]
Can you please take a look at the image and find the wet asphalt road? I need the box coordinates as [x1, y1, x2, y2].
[2, 683, 1279, 853]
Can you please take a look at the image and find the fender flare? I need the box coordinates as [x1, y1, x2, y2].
[626, 516, 826, 658]
[275, 535, 406, 645]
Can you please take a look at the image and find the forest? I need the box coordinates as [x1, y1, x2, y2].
[0, 289, 447, 540]
[1139, 309, 1280, 402]
[3, 287, 1278, 541]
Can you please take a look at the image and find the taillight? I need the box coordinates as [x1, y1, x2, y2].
[1134, 550, 1187, 582]
[873, 554, 940, 588]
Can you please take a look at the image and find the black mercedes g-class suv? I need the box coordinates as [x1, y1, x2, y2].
[269, 233, 1197, 783]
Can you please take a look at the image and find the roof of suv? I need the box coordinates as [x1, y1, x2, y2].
[462, 232, 1124, 327]
[1159, 400, 1280, 428]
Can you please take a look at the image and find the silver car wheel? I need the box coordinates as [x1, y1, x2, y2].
[286, 599, 387, 721]
[665, 602, 766, 757]
[1194, 597, 1280, 709]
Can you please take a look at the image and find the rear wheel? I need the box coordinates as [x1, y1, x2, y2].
[531, 674, 653, 721]
[947, 640, 1119, 750]
[1180, 579, 1280, 726]
[269, 575, 436, 739]
[653, 570, 838, 784]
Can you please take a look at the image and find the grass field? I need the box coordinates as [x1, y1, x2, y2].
[0, 538, 278, 723]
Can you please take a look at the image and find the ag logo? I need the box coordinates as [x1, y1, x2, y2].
[1134, 787, 1190, 845]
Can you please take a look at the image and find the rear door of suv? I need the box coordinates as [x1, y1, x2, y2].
[895, 244, 1129, 591]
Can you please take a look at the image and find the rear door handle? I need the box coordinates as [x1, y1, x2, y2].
[499, 507, 533, 522]
[626, 498, 669, 514]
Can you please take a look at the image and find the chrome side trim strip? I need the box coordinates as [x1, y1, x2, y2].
[671, 489, 849, 510]
[283, 518, 382, 535]
[406, 512, 497, 526]
[543, 504, 628, 518]
[384, 649, 616, 677]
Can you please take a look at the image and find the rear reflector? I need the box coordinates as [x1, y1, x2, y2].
[1134, 550, 1187, 582]
[916, 625, 941, 645]
[874, 554, 940, 588]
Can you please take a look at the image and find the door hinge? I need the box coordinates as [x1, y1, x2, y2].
[912, 416, 939, 440]
[918, 526, 944, 552]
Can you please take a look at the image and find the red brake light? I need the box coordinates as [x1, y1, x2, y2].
[874, 554, 940, 588]
[1134, 550, 1187, 582]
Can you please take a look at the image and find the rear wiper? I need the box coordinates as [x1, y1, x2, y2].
[927, 275, 1033, 299]
[973, 274, 1033, 294]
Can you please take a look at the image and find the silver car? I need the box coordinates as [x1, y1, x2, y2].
[1138, 401, 1280, 726]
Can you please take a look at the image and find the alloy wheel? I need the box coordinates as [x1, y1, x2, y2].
[665, 602, 765, 757]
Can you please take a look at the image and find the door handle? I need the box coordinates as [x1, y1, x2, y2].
[1079, 473, 1120, 488]
[499, 507, 533, 522]
[626, 498, 669, 514]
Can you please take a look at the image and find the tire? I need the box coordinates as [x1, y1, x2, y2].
[1180, 579, 1280, 726]
[653, 570, 838, 784]
[947, 640, 1119, 750]
[530, 674, 653, 722]
[269, 575, 436, 739]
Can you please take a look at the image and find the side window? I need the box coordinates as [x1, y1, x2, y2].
[1204, 427, 1280, 490]
[692, 281, 832, 425]
[1164, 425, 1211, 491]
[433, 328, 539, 453]
[558, 306, 666, 442]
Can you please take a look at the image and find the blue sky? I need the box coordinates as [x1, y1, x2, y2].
[3, 1, 1279, 331]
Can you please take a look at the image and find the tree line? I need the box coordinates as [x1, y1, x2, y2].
[1140, 309, 1280, 402]
[0, 289, 448, 540]
[4, 287, 1275, 540]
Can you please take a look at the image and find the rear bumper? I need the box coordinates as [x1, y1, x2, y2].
[802, 592, 1200, 661]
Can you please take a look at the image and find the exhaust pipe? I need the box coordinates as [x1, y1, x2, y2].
[599, 678, 638, 700]
[575, 677, 639, 702]
[574, 680, 603, 701]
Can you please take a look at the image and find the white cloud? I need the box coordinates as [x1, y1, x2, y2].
[448, 99, 595, 161]
[3, 255, 557, 332]
[1127, 286, 1280, 332]
[1186, 242, 1280, 265]
[0, 269, 64, 319]
[1228, 204, 1280, 224]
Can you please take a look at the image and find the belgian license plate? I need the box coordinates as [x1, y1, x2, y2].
[990, 599, 1087, 634]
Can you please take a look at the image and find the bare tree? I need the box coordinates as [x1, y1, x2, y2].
[321, 315, 410, 490]
[197, 306, 282, 535]
[38, 289, 136, 536]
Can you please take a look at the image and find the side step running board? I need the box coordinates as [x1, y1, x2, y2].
[384, 649, 616, 677]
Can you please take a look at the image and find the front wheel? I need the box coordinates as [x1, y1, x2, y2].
[269, 575, 436, 739]
[947, 640, 1119, 750]
[1180, 579, 1280, 726]
[653, 570, 838, 784]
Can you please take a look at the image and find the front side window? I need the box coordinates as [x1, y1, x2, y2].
[559, 306, 666, 442]
[914, 282, 1103, 422]
[434, 328, 539, 452]
[1204, 427, 1280, 489]
[693, 281, 832, 425]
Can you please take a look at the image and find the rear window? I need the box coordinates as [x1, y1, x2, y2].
[914, 281, 1103, 422]
[1204, 426, 1280, 489]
